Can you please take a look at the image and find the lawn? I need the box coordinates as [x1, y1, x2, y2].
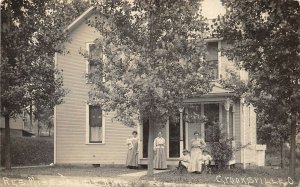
[0, 165, 140, 179]
[0, 136, 53, 166]
[141, 166, 300, 186]
[1, 165, 300, 186]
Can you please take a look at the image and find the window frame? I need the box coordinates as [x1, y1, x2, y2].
[86, 42, 95, 84]
[85, 42, 106, 84]
[204, 38, 221, 80]
[86, 104, 105, 144]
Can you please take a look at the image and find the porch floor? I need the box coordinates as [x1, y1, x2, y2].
[139, 158, 180, 166]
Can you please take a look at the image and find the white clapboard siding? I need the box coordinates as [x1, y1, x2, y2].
[55, 15, 137, 164]
[0, 117, 23, 130]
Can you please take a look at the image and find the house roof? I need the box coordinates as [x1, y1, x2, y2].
[210, 85, 233, 94]
[66, 6, 96, 33]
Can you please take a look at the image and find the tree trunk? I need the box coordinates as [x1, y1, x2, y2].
[288, 111, 297, 179]
[29, 105, 33, 132]
[147, 117, 155, 175]
[4, 114, 11, 170]
[37, 119, 40, 136]
[48, 123, 51, 137]
[280, 139, 283, 168]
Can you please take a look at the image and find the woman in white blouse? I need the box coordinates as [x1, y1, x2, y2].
[153, 131, 167, 169]
[126, 131, 139, 168]
[189, 131, 206, 173]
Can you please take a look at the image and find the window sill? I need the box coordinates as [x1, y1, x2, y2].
[85, 142, 105, 145]
[85, 80, 94, 84]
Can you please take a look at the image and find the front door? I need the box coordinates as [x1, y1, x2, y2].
[169, 116, 181, 158]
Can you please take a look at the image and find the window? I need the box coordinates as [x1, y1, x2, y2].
[86, 43, 104, 83]
[169, 115, 181, 158]
[142, 119, 149, 158]
[206, 42, 219, 79]
[88, 105, 103, 143]
[86, 43, 97, 72]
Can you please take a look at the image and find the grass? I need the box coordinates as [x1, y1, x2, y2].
[1, 165, 299, 186]
[1, 136, 54, 166]
[141, 166, 300, 186]
[0, 165, 141, 179]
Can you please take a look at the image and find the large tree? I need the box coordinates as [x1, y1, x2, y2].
[0, 0, 89, 170]
[216, 0, 300, 178]
[87, 0, 213, 175]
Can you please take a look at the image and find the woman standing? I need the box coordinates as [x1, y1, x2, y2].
[126, 131, 139, 168]
[189, 131, 206, 173]
[153, 132, 167, 169]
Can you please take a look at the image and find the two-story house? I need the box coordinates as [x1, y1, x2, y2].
[54, 7, 266, 168]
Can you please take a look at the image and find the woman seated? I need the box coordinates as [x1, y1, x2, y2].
[201, 149, 213, 173]
[177, 149, 191, 172]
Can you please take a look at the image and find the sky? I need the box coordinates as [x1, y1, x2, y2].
[201, 0, 226, 19]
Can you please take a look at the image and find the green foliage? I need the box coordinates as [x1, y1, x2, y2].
[1, 0, 90, 118]
[205, 123, 233, 168]
[216, 0, 300, 147]
[1, 0, 89, 169]
[216, 0, 300, 118]
[86, 0, 213, 126]
[1, 0, 71, 117]
[216, 0, 300, 176]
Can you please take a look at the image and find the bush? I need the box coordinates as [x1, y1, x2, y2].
[206, 123, 247, 169]
[206, 123, 233, 169]
[1, 136, 53, 166]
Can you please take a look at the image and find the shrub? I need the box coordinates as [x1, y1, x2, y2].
[206, 123, 247, 169]
[1, 136, 53, 166]
[206, 123, 233, 169]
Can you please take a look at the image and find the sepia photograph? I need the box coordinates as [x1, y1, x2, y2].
[1, 0, 300, 186]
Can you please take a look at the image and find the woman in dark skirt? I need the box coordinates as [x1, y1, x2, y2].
[126, 131, 139, 168]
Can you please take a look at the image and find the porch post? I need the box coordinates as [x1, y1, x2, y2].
[200, 104, 205, 138]
[232, 104, 236, 139]
[137, 123, 142, 164]
[179, 108, 184, 157]
[224, 98, 231, 137]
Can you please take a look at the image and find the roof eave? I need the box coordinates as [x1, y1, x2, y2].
[66, 6, 96, 33]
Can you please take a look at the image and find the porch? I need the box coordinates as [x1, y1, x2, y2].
[138, 87, 239, 166]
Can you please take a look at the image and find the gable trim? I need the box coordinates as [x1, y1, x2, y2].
[66, 6, 96, 33]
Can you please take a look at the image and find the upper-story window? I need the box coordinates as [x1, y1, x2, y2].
[206, 41, 219, 80]
[86, 43, 97, 71]
[86, 43, 105, 83]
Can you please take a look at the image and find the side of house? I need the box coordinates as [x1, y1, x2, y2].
[55, 9, 137, 165]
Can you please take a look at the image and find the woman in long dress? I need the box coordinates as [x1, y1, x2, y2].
[126, 131, 139, 168]
[153, 132, 167, 169]
[188, 131, 206, 173]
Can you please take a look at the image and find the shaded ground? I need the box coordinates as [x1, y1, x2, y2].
[1, 165, 300, 187]
[0, 165, 140, 179]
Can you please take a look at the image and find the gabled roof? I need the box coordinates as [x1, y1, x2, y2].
[66, 6, 96, 33]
